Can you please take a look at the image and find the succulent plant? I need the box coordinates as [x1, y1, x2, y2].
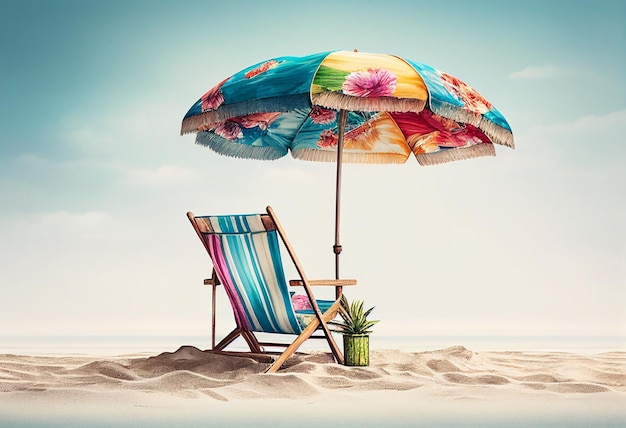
[331, 295, 379, 335]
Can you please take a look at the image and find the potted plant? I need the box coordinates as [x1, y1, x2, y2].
[331, 295, 379, 366]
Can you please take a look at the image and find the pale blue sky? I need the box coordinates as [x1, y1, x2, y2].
[0, 0, 624, 342]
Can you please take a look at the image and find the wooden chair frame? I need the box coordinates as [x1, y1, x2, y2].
[187, 206, 356, 373]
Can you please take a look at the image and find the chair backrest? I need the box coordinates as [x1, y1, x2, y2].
[190, 213, 302, 335]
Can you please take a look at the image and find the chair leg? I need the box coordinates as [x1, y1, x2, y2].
[266, 318, 320, 373]
[211, 283, 217, 349]
[241, 330, 264, 353]
[320, 302, 344, 365]
[311, 299, 344, 365]
[214, 327, 244, 351]
[265, 301, 344, 373]
[325, 331, 344, 365]
[213, 326, 265, 355]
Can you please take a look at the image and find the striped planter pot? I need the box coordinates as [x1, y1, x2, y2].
[343, 334, 370, 366]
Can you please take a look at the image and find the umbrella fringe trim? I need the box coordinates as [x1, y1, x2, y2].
[195, 132, 286, 160]
[312, 93, 426, 113]
[430, 103, 515, 149]
[181, 98, 515, 151]
[479, 119, 515, 149]
[292, 149, 407, 164]
[181, 94, 312, 134]
[415, 143, 496, 166]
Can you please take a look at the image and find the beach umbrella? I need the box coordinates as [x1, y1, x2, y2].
[180, 50, 514, 282]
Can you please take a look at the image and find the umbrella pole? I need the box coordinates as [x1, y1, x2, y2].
[334, 109, 348, 297]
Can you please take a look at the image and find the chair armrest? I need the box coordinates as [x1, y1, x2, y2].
[204, 269, 221, 286]
[289, 279, 357, 287]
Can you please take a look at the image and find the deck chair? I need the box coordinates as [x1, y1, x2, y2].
[187, 206, 356, 373]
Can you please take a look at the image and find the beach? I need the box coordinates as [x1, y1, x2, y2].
[1, 344, 624, 427]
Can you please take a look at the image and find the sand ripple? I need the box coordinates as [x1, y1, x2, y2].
[0, 346, 624, 401]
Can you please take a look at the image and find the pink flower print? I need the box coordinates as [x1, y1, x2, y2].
[440, 72, 492, 113]
[291, 294, 312, 311]
[426, 110, 464, 133]
[409, 110, 490, 150]
[309, 106, 337, 124]
[200, 78, 228, 112]
[317, 129, 338, 148]
[234, 112, 281, 130]
[214, 120, 243, 140]
[342, 68, 397, 98]
[245, 59, 280, 79]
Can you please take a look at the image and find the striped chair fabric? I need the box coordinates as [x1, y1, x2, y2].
[200, 214, 332, 334]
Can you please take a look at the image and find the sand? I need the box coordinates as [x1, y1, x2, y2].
[1, 345, 625, 427]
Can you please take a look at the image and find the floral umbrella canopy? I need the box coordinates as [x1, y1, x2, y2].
[181, 50, 514, 278]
